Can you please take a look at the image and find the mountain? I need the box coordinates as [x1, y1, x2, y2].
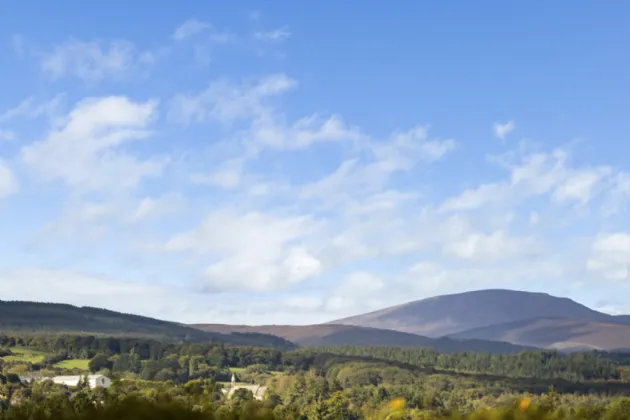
[449, 317, 630, 352]
[190, 323, 532, 354]
[328, 289, 628, 337]
[0, 301, 295, 349]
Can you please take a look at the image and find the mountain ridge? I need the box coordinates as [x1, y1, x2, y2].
[449, 316, 630, 351]
[5, 289, 630, 353]
[327, 289, 629, 338]
[190, 323, 533, 354]
[0, 300, 296, 349]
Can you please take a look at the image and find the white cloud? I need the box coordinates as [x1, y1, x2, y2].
[170, 74, 364, 154]
[552, 167, 612, 205]
[440, 183, 507, 212]
[252, 114, 362, 150]
[127, 194, 186, 222]
[0, 95, 64, 123]
[370, 125, 456, 168]
[255, 27, 291, 41]
[163, 209, 323, 291]
[42, 39, 147, 82]
[169, 73, 297, 125]
[300, 126, 456, 206]
[76, 201, 118, 223]
[190, 159, 243, 189]
[440, 148, 615, 212]
[326, 272, 385, 311]
[0, 161, 19, 198]
[173, 19, 210, 41]
[21, 96, 166, 193]
[602, 172, 630, 215]
[493, 120, 515, 140]
[587, 233, 630, 281]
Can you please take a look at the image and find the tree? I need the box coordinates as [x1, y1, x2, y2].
[230, 388, 254, 409]
[88, 354, 112, 373]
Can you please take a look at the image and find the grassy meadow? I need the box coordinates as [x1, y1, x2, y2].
[3, 346, 47, 363]
[1, 346, 90, 372]
[53, 359, 91, 371]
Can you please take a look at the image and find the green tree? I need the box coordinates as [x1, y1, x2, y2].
[88, 353, 112, 373]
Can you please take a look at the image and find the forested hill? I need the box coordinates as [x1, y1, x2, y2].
[309, 346, 622, 381]
[0, 301, 295, 349]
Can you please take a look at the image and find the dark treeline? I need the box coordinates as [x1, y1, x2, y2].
[2, 334, 626, 383]
[0, 334, 284, 364]
[307, 346, 622, 381]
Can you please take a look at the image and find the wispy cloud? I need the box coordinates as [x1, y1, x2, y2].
[173, 19, 210, 41]
[0, 95, 64, 122]
[42, 39, 144, 82]
[255, 27, 291, 41]
[493, 120, 515, 140]
[21, 96, 166, 193]
[0, 161, 19, 198]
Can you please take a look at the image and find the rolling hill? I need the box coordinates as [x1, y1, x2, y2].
[328, 289, 629, 337]
[449, 317, 630, 352]
[0, 300, 295, 349]
[190, 323, 532, 354]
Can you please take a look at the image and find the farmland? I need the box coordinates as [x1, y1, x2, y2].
[53, 359, 91, 371]
[1, 346, 90, 372]
[2, 346, 46, 363]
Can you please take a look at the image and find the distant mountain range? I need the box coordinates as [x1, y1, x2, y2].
[328, 289, 630, 351]
[190, 323, 532, 354]
[4, 289, 630, 353]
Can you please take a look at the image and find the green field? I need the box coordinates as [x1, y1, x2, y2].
[3, 347, 47, 363]
[53, 359, 91, 371]
[1, 347, 90, 371]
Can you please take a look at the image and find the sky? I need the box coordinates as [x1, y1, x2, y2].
[0, 1, 629, 325]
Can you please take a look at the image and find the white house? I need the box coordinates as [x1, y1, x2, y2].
[51, 375, 112, 389]
[221, 374, 267, 400]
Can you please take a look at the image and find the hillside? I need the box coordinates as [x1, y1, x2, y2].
[190, 323, 531, 354]
[0, 301, 295, 349]
[449, 317, 630, 352]
[328, 289, 629, 337]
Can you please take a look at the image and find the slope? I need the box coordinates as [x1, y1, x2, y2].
[0, 300, 295, 349]
[449, 317, 630, 351]
[328, 289, 628, 337]
[190, 323, 532, 354]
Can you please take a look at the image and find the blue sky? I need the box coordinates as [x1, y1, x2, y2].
[0, 1, 629, 324]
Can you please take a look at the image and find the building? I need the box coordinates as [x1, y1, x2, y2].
[51, 375, 112, 388]
[18, 374, 43, 384]
[221, 373, 268, 400]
